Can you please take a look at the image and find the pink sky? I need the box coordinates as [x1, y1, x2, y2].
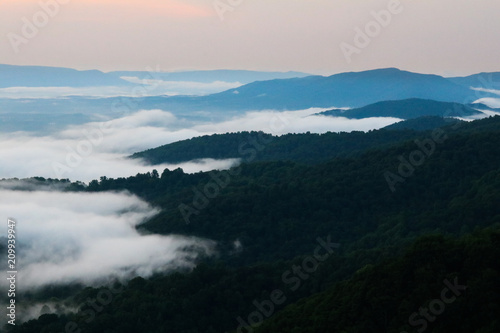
[1, 0, 499, 75]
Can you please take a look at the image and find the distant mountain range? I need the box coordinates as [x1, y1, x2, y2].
[108, 69, 311, 84]
[154, 68, 498, 111]
[0, 64, 309, 88]
[1, 65, 499, 132]
[448, 72, 500, 91]
[318, 98, 482, 119]
[0, 64, 132, 88]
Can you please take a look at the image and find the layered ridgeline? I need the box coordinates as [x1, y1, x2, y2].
[177, 68, 480, 111]
[131, 101, 481, 165]
[0, 65, 308, 132]
[448, 72, 500, 91]
[1, 66, 498, 133]
[7, 116, 500, 333]
[0, 65, 309, 88]
[1, 67, 498, 115]
[107, 69, 311, 85]
[0, 64, 132, 88]
[131, 126, 430, 165]
[318, 98, 482, 119]
[150, 68, 499, 112]
[99, 116, 500, 265]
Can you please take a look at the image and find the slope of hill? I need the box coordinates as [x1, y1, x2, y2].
[1, 68, 496, 133]
[8, 116, 500, 333]
[448, 72, 500, 90]
[3, 68, 481, 116]
[155, 68, 484, 111]
[131, 130, 423, 165]
[7, 116, 500, 333]
[255, 229, 500, 333]
[383, 116, 463, 131]
[131, 113, 498, 166]
[471, 102, 500, 111]
[0, 64, 132, 88]
[98, 116, 500, 265]
[319, 98, 482, 119]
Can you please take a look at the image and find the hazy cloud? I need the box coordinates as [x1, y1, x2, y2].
[0, 109, 240, 182]
[0, 108, 400, 182]
[0, 79, 241, 99]
[0, 86, 134, 99]
[2, 1, 499, 75]
[472, 87, 500, 97]
[192, 108, 401, 135]
[0, 190, 216, 289]
[120, 77, 242, 96]
[474, 97, 500, 109]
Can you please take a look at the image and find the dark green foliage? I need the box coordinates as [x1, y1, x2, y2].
[9, 230, 500, 333]
[255, 229, 500, 333]
[7, 116, 500, 333]
[131, 115, 499, 165]
[0, 177, 86, 191]
[103, 117, 500, 266]
[384, 115, 463, 131]
[131, 129, 423, 165]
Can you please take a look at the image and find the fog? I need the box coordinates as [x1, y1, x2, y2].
[0, 79, 242, 99]
[120, 77, 242, 96]
[0, 108, 400, 182]
[0, 190, 216, 289]
[191, 108, 400, 135]
[0, 107, 402, 290]
[475, 97, 500, 109]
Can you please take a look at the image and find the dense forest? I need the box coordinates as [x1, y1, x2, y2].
[5, 116, 500, 332]
[255, 229, 500, 333]
[132, 116, 465, 165]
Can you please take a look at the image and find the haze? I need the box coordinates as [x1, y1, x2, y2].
[1, 0, 499, 76]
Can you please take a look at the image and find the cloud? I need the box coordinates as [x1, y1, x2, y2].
[0, 86, 139, 99]
[0, 190, 216, 289]
[192, 108, 401, 135]
[0, 106, 400, 297]
[0, 79, 242, 99]
[0, 110, 239, 182]
[472, 87, 500, 97]
[0, 178, 73, 191]
[0, 108, 400, 182]
[474, 97, 500, 109]
[120, 77, 243, 96]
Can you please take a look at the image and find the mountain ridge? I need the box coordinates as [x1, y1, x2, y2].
[108, 69, 311, 84]
[318, 98, 482, 119]
[0, 64, 132, 88]
[154, 67, 494, 111]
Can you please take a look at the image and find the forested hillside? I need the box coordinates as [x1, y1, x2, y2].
[6, 116, 500, 333]
[132, 116, 466, 165]
[255, 229, 500, 333]
[94, 116, 500, 266]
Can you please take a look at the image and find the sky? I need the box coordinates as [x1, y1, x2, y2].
[1, 0, 499, 76]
